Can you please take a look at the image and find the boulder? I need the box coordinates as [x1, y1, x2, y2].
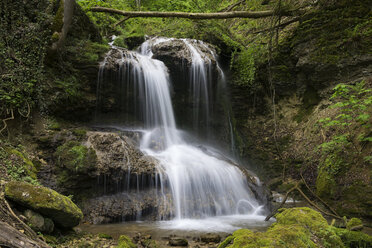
[24, 209, 54, 234]
[200, 233, 221, 243]
[5, 181, 83, 228]
[169, 237, 188, 246]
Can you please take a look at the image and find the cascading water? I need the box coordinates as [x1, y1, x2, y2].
[95, 36, 266, 230]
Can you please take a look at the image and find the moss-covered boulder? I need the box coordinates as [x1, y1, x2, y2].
[218, 207, 372, 248]
[55, 140, 97, 174]
[5, 181, 83, 228]
[117, 235, 136, 248]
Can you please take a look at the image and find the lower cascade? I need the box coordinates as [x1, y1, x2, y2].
[95, 37, 265, 226]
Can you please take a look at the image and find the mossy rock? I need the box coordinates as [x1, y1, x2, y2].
[117, 235, 136, 248]
[55, 141, 97, 173]
[5, 181, 83, 228]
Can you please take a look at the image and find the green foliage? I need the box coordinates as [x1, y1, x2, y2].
[315, 80, 371, 200]
[318, 80, 372, 167]
[0, 141, 39, 185]
[0, 0, 52, 116]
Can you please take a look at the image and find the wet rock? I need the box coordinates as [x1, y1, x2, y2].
[169, 237, 188, 246]
[200, 233, 221, 243]
[5, 181, 83, 228]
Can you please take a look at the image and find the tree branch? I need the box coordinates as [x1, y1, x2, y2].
[90, 7, 293, 19]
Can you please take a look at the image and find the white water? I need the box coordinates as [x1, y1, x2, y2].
[97, 37, 265, 230]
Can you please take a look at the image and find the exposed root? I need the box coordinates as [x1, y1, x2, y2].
[0, 108, 14, 135]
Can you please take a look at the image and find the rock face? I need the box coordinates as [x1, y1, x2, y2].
[5, 181, 83, 228]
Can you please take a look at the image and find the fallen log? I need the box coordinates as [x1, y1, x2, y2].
[0, 221, 50, 248]
[90, 7, 293, 19]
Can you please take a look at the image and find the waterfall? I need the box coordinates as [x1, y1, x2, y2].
[96, 37, 263, 221]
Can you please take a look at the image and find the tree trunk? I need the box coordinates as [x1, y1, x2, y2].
[90, 7, 292, 19]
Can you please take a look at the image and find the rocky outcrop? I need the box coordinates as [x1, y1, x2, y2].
[4, 181, 83, 228]
[86, 131, 157, 177]
[82, 189, 172, 224]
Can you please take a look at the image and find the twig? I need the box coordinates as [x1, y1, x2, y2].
[265, 183, 298, 221]
[219, 0, 246, 12]
[113, 16, 131, 27]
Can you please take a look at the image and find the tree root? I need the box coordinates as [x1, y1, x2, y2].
[0, 108, 14, 135]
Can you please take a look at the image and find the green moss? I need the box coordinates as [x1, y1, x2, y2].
[219, 208, 354, 248]
[117, 235, 136, 248]
[55, 141, 96, 173]
[72, 128, 87, 139]
[4, 181, 83, 228]
[47, 118, 62, 130]
[218, 235, 234, 248]
[346, 218, 362, 230]
[5, 148, 40, 185]
[332, 227, 372, 248]
[289, 0, 371, 64]
[316, 166, 337, 198]
[142, 239, 158, 248]
[98, 233, 112, 239]
[51, 0, 64, 33]
[51, 32, 60, 42]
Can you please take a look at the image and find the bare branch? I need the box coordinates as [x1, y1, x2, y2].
[114, 16, 131, 27]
